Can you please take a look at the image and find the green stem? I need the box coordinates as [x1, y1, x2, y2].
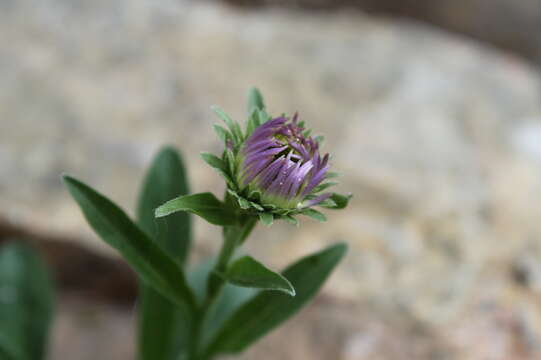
[188, 216, 257, 360]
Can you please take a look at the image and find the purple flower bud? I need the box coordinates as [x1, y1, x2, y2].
[237, 114, 331, 209]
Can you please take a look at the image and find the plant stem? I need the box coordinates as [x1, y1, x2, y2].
[188, 216, 257, 360]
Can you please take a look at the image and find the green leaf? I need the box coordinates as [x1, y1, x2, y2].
[301, 208, 327, 222]
[202, 243, 348, 356]
[247, 87, 265, 114]
[323, 193, 352, 209]
[136, 147, 192, 360]
[137, 147, 191, 263]
[63, 175, 196, 311]
[155, 193, 237, 226]
[258, 212, 273, 226]
[211, 106, 243, 145]
[221, 256, 295, 296]
[0, 242, 54, 360]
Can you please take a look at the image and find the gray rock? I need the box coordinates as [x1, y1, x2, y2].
[2, 0, 541, 359]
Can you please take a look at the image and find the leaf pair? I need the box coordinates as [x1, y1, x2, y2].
[201, 243, 347, 357]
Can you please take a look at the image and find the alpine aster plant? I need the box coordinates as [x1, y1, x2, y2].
[62, 88, 350, 360]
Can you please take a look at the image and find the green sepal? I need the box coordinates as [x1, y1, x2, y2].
[227, 190, 251, 210]
[246, 109, 260, 137]
[213, 124, 231, 144]
[155, 192, 237, 226]
[200, 152, 235, 188]
[283, 215, 299, 226]
[320, 193, 352, 210]
[249, 201, 264, 211]
[301, 208, 327, 222]
[258, 212, 274, 226]
[224, 149, 237, 180]
[247, 87, 265, 114]
[211, 106, 243, 145]
[220, 256, 295, 296]
[312, 182, 338, 193]
[325, 172, 340, 179]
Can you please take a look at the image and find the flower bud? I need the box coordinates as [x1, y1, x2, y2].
[206, 90, 350, 225]
[238, 114, 330, 210]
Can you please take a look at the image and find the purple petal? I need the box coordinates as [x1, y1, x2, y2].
[243, 146, 288, 168]
[242, 157, 273, 184]
[301, 165, 329, 196]
[288, 160, 314, 198]
[244, 139, 279, 155]
[267, 155, 296, 194]
[278, 161, 302, 198]
[256, 156, 287, 190]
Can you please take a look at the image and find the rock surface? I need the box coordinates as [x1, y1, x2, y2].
[223, 0, 541, 66]
[2, 0, 541, 359]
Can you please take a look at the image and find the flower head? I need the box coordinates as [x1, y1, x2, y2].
[238, 114, 330, 209]
[204, 89, 350, 225]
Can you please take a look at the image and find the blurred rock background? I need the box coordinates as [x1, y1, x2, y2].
[2, 0, 541, 359]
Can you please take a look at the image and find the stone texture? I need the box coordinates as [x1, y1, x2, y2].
[222, 0, 541, 66]
[2, 0, 541, 359]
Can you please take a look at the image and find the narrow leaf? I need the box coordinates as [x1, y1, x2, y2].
[63, 175, 196, 311]
[203, 243, 347, 356]
[0, 242, 54, 360]
[222, 256, 295, 296]
[155, 193, 237, 226]
[136, 147, 192, 360]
